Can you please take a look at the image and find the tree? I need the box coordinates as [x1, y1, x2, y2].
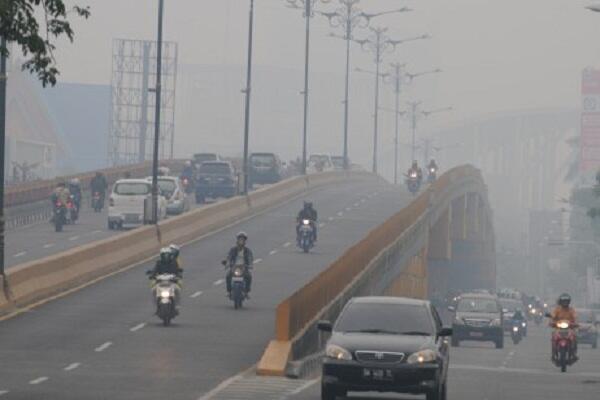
[0, 0, 90, 86]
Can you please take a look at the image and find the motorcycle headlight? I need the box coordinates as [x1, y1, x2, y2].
[160, 290, 171, 299]
[557, 321, 569, 329]
[325, 344, 352, 361]
[233, 268, 243, 277]
[512, 326, 519, 332]
[407, 349, 437, 364]
[490, 318, 502, 327]
[521, 322, 527, 328]
[302, 219, 310, 225]
[530, 308, 537, 314]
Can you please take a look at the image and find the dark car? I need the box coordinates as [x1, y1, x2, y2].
[318, 297, 452, 400]
[192, 153, 219, 168]
[500, 298, 527, 336]
[248, 152, 282, 186]
[576, 309, 598, 348]
[450, 293, 504, 348]
[194, 161, 236, 203]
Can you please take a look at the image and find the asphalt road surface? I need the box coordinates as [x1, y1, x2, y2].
[284, 324, 600, 400]
[0, 180, 408, 400]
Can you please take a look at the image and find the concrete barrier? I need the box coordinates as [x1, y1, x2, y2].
[0, 171, 376, 316]
[256, 165, 486, 377]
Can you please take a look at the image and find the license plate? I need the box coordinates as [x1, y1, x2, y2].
[469, 332, 484, 338]
[363, 368, 393, 381]
[232, 277, 244, 282]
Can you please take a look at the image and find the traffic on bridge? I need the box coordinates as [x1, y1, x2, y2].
[0, 1, 599, 400]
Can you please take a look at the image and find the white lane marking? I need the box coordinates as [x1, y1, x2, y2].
[130, 323, 146, 332]
[337, 211, 343, 216]
[69, 235, 80, 241]
[345, 207, 351, 211]
[94, 341, 112, 352]
[0, 390, 9, 396]
[64, 363, 81, 371]
[13, 251, 26, 258]
[29, 377, 48, 385]
[283, 242, 291, 248]
[190, 291, 203, 298]
[361, 198, 366, 203]
[452, 364, 600, 378]
[269, 250, 277, 255]
[289, 378, 320, 395]
[43, 243, 54, 249]
[354, 202, 359, 207]
[327, 216, 334, 221]
[90, 230, 103, 235]
[213, 279, 224, 286]
[253, 258, 263, 265]
[318, 223, 325, 228]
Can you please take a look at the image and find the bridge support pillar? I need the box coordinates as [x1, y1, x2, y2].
[466, 193, 480, 240]
[384, 247, 428, 299]
[450, 195, 467, 241]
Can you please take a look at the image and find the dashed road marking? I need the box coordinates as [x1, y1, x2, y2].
[354, 202, 359, 207]
[253, 258, 263, 265]
[130, 323, 146, 332]
[318, 223, 325, 228]
[361, 198, 366, 203]
[29, 377, 48, 385]
[337, 211, 343, 216]
[283, 242, 291, 248]
[197, 374, 317, 400]
[95, 341, 112, 352]
[328, 216, 334, 221]
[64, 363, 81, 371]
[269, 250, 277, 255]
[345, 207, 351, 211]
[90, 230, 103, 235]
[213, 279, 224, 286]
[0, 390, 9, 396]
[69, 235, 80, 241]
[190, 291, 203, 298]
[13, 251, 26, 258]
[43, 243, 54, 249]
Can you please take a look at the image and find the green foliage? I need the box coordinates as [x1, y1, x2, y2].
[0, 0, 90, 86]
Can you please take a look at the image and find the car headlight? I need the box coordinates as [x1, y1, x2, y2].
[490, 318, 501, 327]
[325, 344, 352, 361]
[407, 349, 437, 364]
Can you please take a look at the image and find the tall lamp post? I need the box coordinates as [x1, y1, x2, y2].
[242, 0, 255, 195]
[151, 0, 165, 224]
[354, 28, 429, 173]
[286, 0, 331, 175]
[321, 1, 411, 170]
[406, 101, 452, 163]
[0, 37, 6, 276]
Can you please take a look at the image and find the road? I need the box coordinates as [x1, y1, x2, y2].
[0, 180, 408, 400]
[280, 325, 600, 400]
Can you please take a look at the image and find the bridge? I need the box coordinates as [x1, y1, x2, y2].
[0, 165, 495, 399]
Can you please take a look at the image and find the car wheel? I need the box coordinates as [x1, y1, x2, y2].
[426, 384, 443, 400]
[321, 383, 337, 400]
[495, 338, 504, 349]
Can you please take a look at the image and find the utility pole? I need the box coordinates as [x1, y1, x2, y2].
[242, 0, 255, 195]
[151, 0, 164, 224]
[0, 37, 7, 276]
[322, 2, 411, 170]
[391, 62, 403, 185]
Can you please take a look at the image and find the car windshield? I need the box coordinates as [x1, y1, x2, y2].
[457, 298, 499, 313]
[199, 163, 231, 174]
[157, 180, 177, 196]
[500, 300, 521, 312]
[578, 310, 595, 323]
[194, 154, 217, 163]
[251, 155, 276, 167]
[114, 182, 150, 196]
[334, 302, 434, 335]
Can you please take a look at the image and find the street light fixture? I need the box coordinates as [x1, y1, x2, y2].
[406, 102, 452, 163]
[321, 1, 412, 170]
[354, 27, 430, 173]
[286, 0, 332, 175]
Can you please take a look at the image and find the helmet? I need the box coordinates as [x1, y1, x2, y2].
[159, 247, 171, 262]
[169, 244, 180, 258]
[303, 201, 312, 209]
[236, 231, 248, 241]
[70, 178, 80, 186]
[557, 293, 571, 308]
[185, 160, 192, 167]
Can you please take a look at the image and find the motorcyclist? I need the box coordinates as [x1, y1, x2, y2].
[224, 232, 253, 299]
[90, 171, 108, 203]
[296, 201, 318, 243]
[549, 293, 578, 361]
[428, 159, 438, 174]
[52, 182, 71, 205]
[407, 161, 423, 183]
[149, 247, 183, 279]
[68, 178, 82, 212]
[169, 244, 182, 269]
[180, 161, 195, 193]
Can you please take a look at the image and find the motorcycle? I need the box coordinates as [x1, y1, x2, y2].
[427, 167, 437, 183]
[181, 176, 194, 194]
[298, 219, 315, 253]
[66, 195, 79, 224]
[52, 198, 67, 232]
[406, 171, 421, 195]
[149, 272, 180, 326]
[550, 319, 578, 372]
[225, 262, 249, 310]
[511, 319, 523, 345]
[529, 307, 543, 325]
[92, 191, 104, 212]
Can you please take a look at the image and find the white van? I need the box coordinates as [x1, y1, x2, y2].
[108, 179, 167, 229]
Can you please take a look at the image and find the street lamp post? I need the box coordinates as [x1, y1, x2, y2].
[0, 37, 6, 276]
[354, 28, 429, 173]
[406, 101, 452, 162]
[242, 0, 255, 195]
[151, 0, 164, 224]
[321, 1, 411, 170]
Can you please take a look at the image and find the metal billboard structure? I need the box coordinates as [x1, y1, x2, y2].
[108, 39, 178, 166]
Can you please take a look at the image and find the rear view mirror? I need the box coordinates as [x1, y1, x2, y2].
[439, 327, 453, 337]
[317, 320, 332, 332]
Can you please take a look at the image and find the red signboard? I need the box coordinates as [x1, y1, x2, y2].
[581, 68, 600, 172]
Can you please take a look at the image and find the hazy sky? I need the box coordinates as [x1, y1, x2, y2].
[53, 0, 600, 130]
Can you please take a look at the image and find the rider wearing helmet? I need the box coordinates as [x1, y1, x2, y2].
[224, 232, 254, 298]
[408, 161, 423, 182]
[550, 293, 578, 360]
[169, 244, 181, 268]
[297, 201, 318, 243]
[68, 178, 82, 211]
[150, 247, 183, 278]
